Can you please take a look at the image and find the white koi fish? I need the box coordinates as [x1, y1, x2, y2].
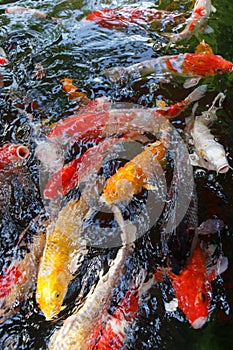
[186, 93, 230, 173]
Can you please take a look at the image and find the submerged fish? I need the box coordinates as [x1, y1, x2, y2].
[0, 143, 29, 169]
[163, 0, 215, 42]
[186, 93, 230, 173]
[48, 85, 207, 140]
[102, 53, 233, 88]
[36, 196, 89, 320]
[87, 272, 149, 350]
[165, 240, 228, 329]
[49, 242, 134, 350]
[101, 141, 166, 204]
[43, 136, 129, 198]
[5, 6, 58, 23]
[0, 232, 46, 318]
[85, 7, 185, 29]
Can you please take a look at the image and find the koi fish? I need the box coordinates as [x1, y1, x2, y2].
[163, 240, 228, 329]
[44, 86, 205, 198]
[102, 53, 233, 88]
[49, 242, 134, 350]
[87, 272, 149, 350]
[36, 196, 90, 320]
[101, 141, 166, 204]
[5, 6, 59, 23]
[0, 232, 46, 318]
[163, 0, 216, 42]
[186, 93, 230, 173]
[85, 7, 185, 30]
[43, 136, 129, 198]
[0, 143, 29, 169]
[48, 85, 207, 141]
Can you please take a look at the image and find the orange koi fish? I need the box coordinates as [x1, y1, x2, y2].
[163, 0, 215, 42]
[0, 232, 45, 318]
[48, 85, 206, 141]
[101, 141, 166, 204]
[103, 53, 233, 88]
[85, 7, 185, 29]
[5, 6, 58, 23]
[0, 143, 29, 169]
[155, 241, 228, 329]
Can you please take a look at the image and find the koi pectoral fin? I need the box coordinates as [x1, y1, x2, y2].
[183, 77, 201, 89]
[203, 25, 214, 34]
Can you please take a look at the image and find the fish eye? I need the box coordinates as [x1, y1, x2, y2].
[198, 292, 206, 302]
[52, 291, 60, 300]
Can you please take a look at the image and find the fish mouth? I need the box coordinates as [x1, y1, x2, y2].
[217, 164, 230, 174]
[191, 316, 207, 329]
[16, 145, 30, 160]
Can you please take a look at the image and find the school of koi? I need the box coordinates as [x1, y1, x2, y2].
[0, 1, 233, 349]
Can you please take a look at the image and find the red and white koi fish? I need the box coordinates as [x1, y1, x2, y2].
[5, 6, 58, 23]
[186, 93, 230, 173]
[0, 232, 46, 318]
[87, 272, 149, 350]
[163, 0, 216, 42]
[47, 85, 207, 142]
[0, 143, 29, 169]
[85, 7, 186, 30]
[154, 240, 228, 329]
[43, 136, 129, 198]
[102, 53, 233, 88]
[48, 242, 134, 350]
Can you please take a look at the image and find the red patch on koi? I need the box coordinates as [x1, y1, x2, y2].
[0, 57, 8, 65]
[0, 266, 23, 298]
[182, 54, 233, 77]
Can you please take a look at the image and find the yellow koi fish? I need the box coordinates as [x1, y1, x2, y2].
[36, 196, 89, 320]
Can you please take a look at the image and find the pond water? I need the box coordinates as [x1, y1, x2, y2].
[0, 0, 233, 349]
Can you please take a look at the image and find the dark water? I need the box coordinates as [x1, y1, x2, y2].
[0, 0, 233, 349]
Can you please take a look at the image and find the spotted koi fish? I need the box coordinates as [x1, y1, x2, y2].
[103, 53, 233, 88]
[0, 143, 29, 169]
[163, 0, 216, 42]
[85, 7, 186, 29]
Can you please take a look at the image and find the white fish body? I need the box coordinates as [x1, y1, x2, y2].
[49, 243, 134, 350]
[189, 114, 229, 173]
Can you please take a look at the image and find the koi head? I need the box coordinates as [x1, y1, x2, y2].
[183, 54, 233, 77]
[36, 270, 69, 320]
